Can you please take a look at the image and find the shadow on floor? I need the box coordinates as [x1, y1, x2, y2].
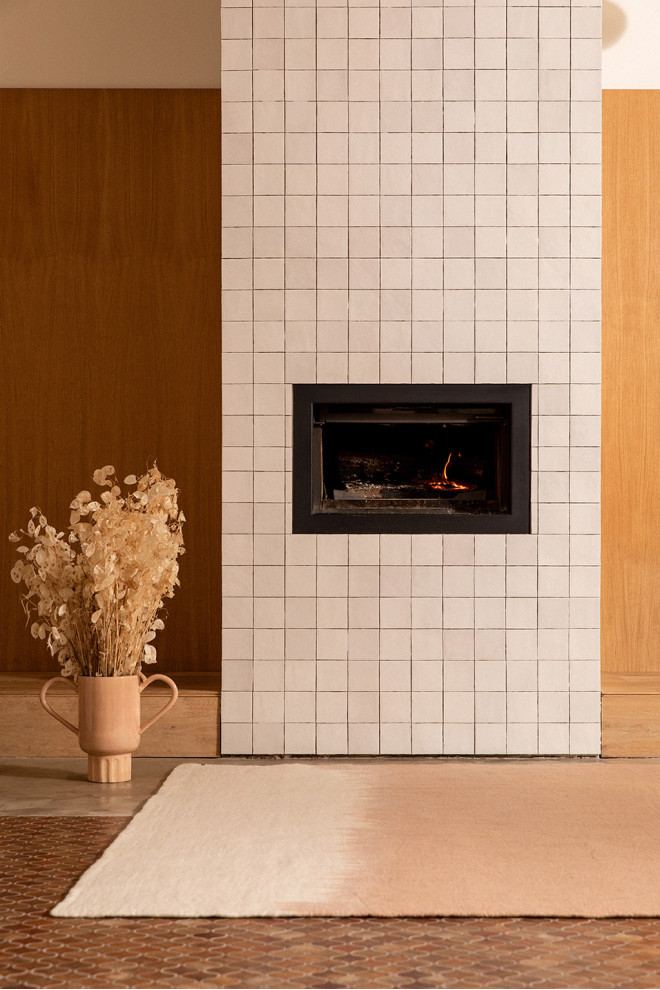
[0, 760, 87, 782]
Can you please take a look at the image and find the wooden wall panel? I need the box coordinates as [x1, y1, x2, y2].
[602, 90, 660, 677]
[0, 90, 221, 674]
[602, 90, 660, 753]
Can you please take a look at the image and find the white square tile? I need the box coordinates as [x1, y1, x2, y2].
[348, 658, 380, 689]
[411, 723, 444, 755]
[348, 723, 380, 755]
[221, 691, 253, 724]
[475, 597, 505, 629]
[443, 630, 475, 662]
[475, 566, 506, 598]
[284, 723, 316, 755]
[474, 723, 507, 755]
[570, 535, 600, 567]
[222, 658, 254, 692]
[316, 692, 348, 724]
[412, 39, 444, 71]
[349, 597, 380, 628]
[285, 656, 316, 690]
[506, 723, 539, 756]
[348, 692, 380, 723]
[442, 598, 474, 629]
[316, 661, 347, 693]
[538, 660, 570, 693]
[570, 660, 600, 692]
[443, 691, 475, 723]
[569, 722, 601, 756]
[380, 635, 410, 672]
[380, 692, 411, 723]
[380, 723, 412, 755]
[317, 724, 348, 755]
[412, 629, 443, 661]
[538, 597, 570, 629]
[317, 628, 348, 661]
[538, 627, 569, 663]
[444, 723, 475, 755]
[380, 661, 411, 692]
[538, 722, 570, 755]
[475, 629, 506, 661]
[475, 661, 506, 692]
[221, 722, 253, 755]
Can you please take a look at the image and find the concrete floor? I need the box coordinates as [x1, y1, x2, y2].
[0, 757, 210, 816]
[0, 754, 603, 816]
[0, 755, 395, 816]
[0, 755, 446, 816]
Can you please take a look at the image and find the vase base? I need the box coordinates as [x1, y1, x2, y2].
[87, 753, 132, 783]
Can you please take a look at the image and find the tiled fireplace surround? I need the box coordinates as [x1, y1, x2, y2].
[220, 0, 601, 755]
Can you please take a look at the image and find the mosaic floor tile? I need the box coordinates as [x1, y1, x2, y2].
[2, 817, 660, 988]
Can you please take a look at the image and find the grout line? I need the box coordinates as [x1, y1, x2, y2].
[504, 0, 509, 756]
[535, 0, 541, 758]
[472, 0, 477, 757]
[283, 0, 288, 757]
[567, 0, 573, 754]
[250, 2, 256, 759]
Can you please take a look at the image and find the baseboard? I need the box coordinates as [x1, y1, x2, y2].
[602, 692, 660, 757]
[0, 673, 220, 757]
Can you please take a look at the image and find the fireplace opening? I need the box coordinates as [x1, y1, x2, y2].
[293, 384, 531, 534]
[321, 407, 508, 510]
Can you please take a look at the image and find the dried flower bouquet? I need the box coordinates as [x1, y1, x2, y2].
[9, 464, 185, 679]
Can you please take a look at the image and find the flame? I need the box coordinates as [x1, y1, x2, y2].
[427, 452, 476, 492]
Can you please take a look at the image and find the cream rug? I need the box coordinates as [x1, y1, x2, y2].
[52, 760, 660, 917]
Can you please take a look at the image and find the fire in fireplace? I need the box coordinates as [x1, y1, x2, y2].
[292, 384, 531, 534]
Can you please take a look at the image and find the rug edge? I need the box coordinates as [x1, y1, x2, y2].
[49, 762, 206, 917]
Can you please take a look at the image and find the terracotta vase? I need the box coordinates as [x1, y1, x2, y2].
[39, 674, 178, 782]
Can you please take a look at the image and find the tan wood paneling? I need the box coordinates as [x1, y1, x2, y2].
[0, 90, 222, 674]
[602, 91, 660, 753]
[602, 90, 660, 677]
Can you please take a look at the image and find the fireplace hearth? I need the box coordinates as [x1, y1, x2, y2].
[292, 384, 531, 534]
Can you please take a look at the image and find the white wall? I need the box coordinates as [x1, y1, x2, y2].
[0, 0, 221, 87]
[221, 0, 602, 758]
[603, 0, 660, 88]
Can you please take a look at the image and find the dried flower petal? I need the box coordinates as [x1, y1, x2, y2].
[9, 462, 184, 678]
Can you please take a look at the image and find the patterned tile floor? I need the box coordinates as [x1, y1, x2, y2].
[2, 817, 660, 988]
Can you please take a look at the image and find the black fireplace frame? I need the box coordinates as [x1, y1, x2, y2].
[292, 383, 531, 534]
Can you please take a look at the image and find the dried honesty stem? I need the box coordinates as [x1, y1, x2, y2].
[9, 464, 185, 679]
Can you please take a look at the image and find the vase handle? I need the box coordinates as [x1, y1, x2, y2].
[139, 674, 179, 734]
[39, 676, 79, 736]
